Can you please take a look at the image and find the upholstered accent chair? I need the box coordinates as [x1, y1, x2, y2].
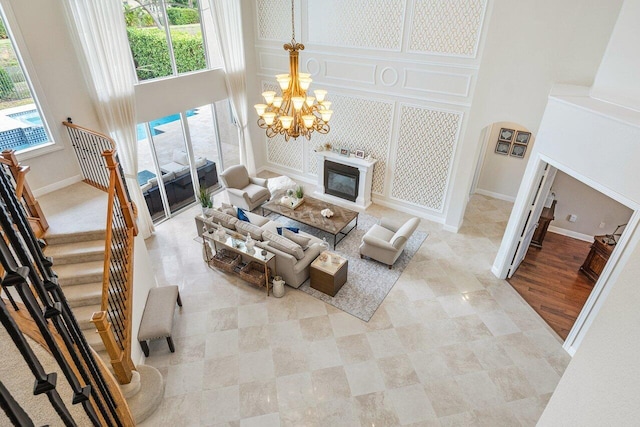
[219, 165, 271, 211]
[359, 216, 420, 269]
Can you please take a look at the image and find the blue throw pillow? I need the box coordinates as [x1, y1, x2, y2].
[276, 226, 299, 235]
[237, 208, 250, 223]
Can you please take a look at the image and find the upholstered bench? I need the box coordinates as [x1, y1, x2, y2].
[138, 285, 182, 357]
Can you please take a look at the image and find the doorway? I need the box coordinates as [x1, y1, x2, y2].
[493, 155, 639, 354]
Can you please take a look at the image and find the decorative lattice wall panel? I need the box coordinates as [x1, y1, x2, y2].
[256, 0, 292, 41]
[304, 94, 393, 195]
[409, 0, 486, 57]
[307, 0, 405, 50]
[391, 105, 462, 211]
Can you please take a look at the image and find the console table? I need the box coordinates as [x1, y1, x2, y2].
[202, 231, 276, 296]
[531, 200, 556, 248]
[579, 235, 614, 283]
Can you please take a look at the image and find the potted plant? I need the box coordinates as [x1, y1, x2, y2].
[295, 185, 304, 200]
[198, 188, 213, 216]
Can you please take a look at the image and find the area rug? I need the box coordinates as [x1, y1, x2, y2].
[268, 212, 428, 322]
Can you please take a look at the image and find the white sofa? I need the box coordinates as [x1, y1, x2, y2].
[195, 207, 323, 288]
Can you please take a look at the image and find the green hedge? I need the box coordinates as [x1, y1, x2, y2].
[0, 20, 7, 39]
[126, 27, 205, 80]
[0, 68, 16, 99]
[167, 8, 200, 25]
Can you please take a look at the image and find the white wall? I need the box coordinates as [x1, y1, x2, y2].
[538, 231, 640, 425]
[476, 122, 534, 201]
[591, 0, 640, 110]
[3, 0, 97, 190]
[447, 0, 623, 230]
[550, 170, 633, 240]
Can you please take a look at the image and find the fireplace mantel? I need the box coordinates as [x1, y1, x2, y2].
[315, 151, 377, 209]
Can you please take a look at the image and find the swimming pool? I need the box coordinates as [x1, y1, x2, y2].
[136, 109, 196, 141]
[0, 109, 48, 151]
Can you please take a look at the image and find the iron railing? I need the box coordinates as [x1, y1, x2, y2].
[0, 164, 132, 425]
[63, 120, 138, 385]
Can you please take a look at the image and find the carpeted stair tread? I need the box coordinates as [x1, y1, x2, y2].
[71, 303, 102, 330]
[63, 282, 103, 308]
[84, 328, 106, 352]
[45, 229, 106, 246]
[55, 260, 105, 286]
[45, 239, 105, 265]
[128, 365, 165, 424]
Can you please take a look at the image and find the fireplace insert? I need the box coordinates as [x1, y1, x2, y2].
[324, 160, 359, 202]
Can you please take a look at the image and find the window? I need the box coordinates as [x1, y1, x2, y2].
[0, 11, 52, 153]
[123, 0, 220, 81]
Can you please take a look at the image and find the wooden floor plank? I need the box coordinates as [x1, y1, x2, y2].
[507, 232, 596, 339]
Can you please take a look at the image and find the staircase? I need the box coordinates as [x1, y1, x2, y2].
[44, 230, 108, 357]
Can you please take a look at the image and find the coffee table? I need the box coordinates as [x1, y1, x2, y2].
[261, 196, 358, 248]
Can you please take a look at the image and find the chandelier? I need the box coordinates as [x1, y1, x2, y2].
[254, 0, 333, 141]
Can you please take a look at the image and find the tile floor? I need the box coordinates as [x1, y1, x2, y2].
[139, 194, 570, 426]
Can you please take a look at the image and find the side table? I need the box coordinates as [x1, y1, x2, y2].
[310, 252, 348, 297]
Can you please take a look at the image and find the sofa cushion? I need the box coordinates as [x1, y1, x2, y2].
[195, 157, 207, 168]
[282, 228, 311, 250]
[173, 150, 189, 165]
[237, 207, 251, 222]
[263, 230, 304, 260]
[277, 227, 300, 234]
[235, 220, 263, 241]
[210, 209, 237, 230]
[221, 202, 236, 216]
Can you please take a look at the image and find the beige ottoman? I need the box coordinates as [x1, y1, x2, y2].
[137, 285, 182, 357]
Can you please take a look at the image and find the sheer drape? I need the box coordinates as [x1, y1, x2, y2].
[211, 0, 257, 174]
[63, 0, 154, 238]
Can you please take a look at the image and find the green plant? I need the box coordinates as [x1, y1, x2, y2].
[0, 68, 15, 100]
[126, 27, 205, 80]
[295, 185, 304, 199]
[166, 7, 200, 25]
[198, 188, 212, 208]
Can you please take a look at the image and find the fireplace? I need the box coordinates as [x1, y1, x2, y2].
[324, 160, 359, 202]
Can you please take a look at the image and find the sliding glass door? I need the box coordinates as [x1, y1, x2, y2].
[137, 99, 238, 222]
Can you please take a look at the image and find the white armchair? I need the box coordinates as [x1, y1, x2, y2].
[219, 165, 271, 211]
[359, 216, 420, 269]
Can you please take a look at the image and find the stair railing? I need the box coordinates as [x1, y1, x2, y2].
[0, 150, 49, 238]
[0, 163, 134, 426]
[62, 120, 138, 385]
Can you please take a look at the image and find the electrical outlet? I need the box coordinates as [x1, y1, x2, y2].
[569, 214, 577, 223]
[599, 222, 606, 229]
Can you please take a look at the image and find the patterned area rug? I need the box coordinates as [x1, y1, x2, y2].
[269, 212, 428, 321]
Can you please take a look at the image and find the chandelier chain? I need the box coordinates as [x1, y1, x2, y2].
[291, 0, 295, 41]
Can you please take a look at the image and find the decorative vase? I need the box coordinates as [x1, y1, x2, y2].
[272, 276, 285, 298]
[245, 235, 255, 251]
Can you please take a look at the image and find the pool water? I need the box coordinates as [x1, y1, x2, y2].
[136, 109, 196, 141]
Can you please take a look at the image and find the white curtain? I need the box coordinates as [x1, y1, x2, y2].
[63, 0, 154, 238]
[211, 0, 257, 174]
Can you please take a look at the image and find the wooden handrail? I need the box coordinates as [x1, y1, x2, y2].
[62, 121, 138, 385]
[1, 150, 49, 238]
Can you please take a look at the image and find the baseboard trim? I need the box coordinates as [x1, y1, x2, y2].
[548, 226, 593, 242]
[33, 175, 83, 197]
[474, 189, 516, 203]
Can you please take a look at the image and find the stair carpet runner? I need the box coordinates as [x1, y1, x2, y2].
[43, 229, 110, 361]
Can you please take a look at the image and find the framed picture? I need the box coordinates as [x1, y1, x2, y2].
[515, 131, 531, 145]
[354, 149, 365, 159]
[340, 148, 350, 157]
[510, 143, 527, 158]
[498, 128, 515, 142]
[495, 141, 510, 155]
